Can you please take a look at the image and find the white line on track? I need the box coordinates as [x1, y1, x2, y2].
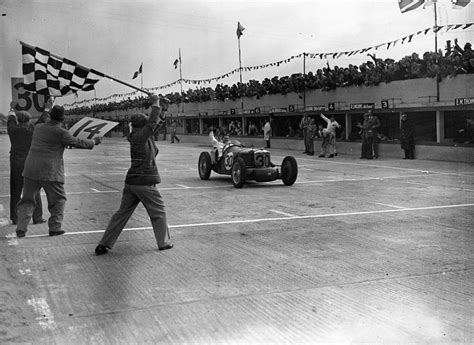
[297, 157, 474, 178]
[269, 209, 297, 217]
[12, 203, 474, 238]
[90, 188, 101, 192]
[0, 171, 472, 198]
[296, 173, 429, 184]
[0, 184, 234, 198]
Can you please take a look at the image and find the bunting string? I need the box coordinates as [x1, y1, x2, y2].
[63, 23, 473, 108]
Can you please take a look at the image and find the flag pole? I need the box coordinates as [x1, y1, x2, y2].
[179, 48, 184, 113]
[141, 63, 143, 90]
[303, 52, 306, 111]
[20, 41, 151, 96]
[434, 0, 438, 53]
[238, 36, 244, 112]
[433, 0, 440, 101]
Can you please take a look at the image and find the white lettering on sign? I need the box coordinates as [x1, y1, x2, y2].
[455, 97, 474, 106]
[350, 103, 375, 110]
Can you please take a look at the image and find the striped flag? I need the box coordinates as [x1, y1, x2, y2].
[22, 42, 104, 97]
[132, 63, 142, 79]
[398, 0, 426, 13]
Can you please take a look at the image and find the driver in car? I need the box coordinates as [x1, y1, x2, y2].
[209, 130, 231, 162]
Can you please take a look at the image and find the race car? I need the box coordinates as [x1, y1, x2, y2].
[198, 138, 298, 188]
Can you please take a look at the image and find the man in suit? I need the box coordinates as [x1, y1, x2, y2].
[95, 94, 173, 255]
[7, 101, 45, 225]
[15, 102, 102, 238]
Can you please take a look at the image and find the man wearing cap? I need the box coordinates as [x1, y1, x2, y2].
[15, 101, 102, 238]
[95, 94, 173, 255]
[7, 101, 44, 225]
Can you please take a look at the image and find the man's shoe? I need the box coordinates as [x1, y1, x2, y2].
[16, 230, 26, 238]
[49, 230, 65, 236]
[328, 154, 334, 158]
[318, 154, 325, 158]
[95, 244, 109, 256]
[33, 218, 47, 224]
[11, 220, 17, 225]
[159, 244, 174, 251]
[335, 153, 338, 156]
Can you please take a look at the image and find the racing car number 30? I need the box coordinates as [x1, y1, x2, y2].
[224, 152, 234, 170]
[255, 153, 270, 167]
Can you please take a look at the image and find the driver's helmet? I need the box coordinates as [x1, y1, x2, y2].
[223, 135, 230, 144]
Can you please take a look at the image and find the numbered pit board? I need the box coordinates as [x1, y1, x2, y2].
[69, 117, 118, 140]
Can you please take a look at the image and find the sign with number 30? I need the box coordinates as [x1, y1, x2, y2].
[69, 117, 118, 140]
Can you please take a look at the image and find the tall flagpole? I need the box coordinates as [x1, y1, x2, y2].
[238, 34, 244, 112]
[179, 48, 184, 113]
[434, 0, 440, 101]
[433, 0, 438, 53]
[303, 52, 306, 111]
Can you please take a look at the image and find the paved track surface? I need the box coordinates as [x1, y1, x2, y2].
[0, 135, 473, 344]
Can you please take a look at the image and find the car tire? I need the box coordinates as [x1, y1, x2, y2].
[281, 156, 298, 186]
[198, 152, 212, 180]
[231, 157, 246, 188]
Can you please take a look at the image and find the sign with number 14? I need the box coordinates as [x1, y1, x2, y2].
[69, 117, 118, 140]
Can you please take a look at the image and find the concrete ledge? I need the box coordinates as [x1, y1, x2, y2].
[177, 135, 474, 163]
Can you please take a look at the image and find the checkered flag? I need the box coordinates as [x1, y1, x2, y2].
[22, 42, 104, 97]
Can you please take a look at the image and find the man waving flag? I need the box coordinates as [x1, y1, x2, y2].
[21, 42, 104, 97]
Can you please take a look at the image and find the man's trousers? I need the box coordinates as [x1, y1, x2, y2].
[16, 178, 66, 233]
[99, 184, 170, 249]
[10, 157, 43, 224]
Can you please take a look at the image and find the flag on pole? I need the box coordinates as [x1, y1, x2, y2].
[21, 42, 104, 97]
[398, 0, 426, 12]
[236, 22, 245, 39]
[132, 63, 142, 79]
[452, 0, 470, 8]
[173, 58, 179, 69]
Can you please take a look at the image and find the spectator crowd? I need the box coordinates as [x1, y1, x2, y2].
[65, 41, 473, 115]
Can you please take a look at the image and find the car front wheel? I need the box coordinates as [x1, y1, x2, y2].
[231, 157, 247, 188]
[198, 152, 212, 180]
[281, 156, 298, 186]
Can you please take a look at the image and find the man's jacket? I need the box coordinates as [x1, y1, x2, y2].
[125, 105, 162, 185]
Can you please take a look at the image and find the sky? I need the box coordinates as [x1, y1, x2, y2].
[0, 0, 473, 112]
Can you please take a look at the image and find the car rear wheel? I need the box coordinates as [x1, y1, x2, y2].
[198, 152, 212, 180]
[231, 157, 247, 188]
[281, 156, 298, 186]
